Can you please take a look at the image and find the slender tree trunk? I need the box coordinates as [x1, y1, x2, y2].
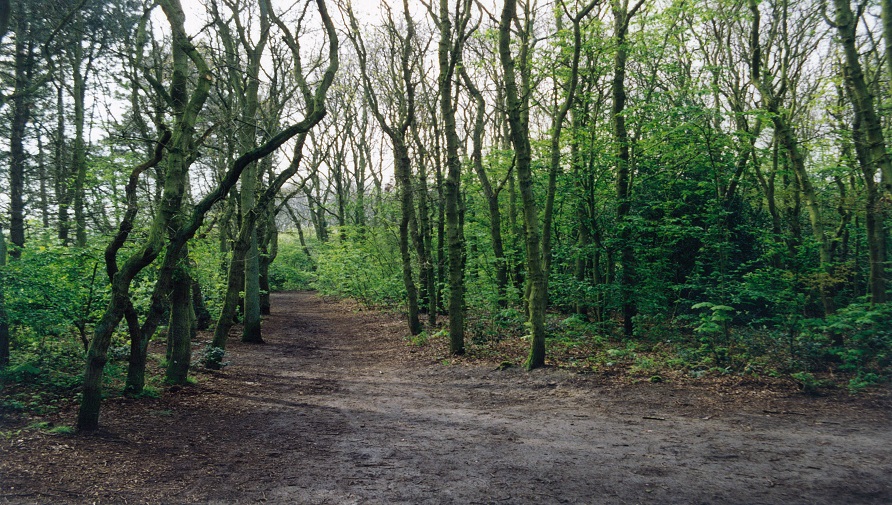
[438, 0, 467, 354]
[191, 271, 212, 330]
[395, 142, 423, 335]
[55, 84, 71, 244]
[834, 0, 892, 194]
[213, 232, 249, 355]
[851, 98, 887, 304]
[71, 33, 89, 247]
[500, 0, 547, 369]
[345, 0, 421, 334]
[9, 27, 34, 258]
[242, 179, 263, 342]
[37, 135, 50, 227]
[750, 0, 831, 313]
[461, 68, 508, 308]
[410, 132, 436, 325]
[0, 228, 9, 367]
[612, 0, 642, 338]
[544, 3, 595, 303]
[259, 197, 277, 315]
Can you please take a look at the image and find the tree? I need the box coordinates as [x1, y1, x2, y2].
[829, 0, 892, 304]
[432, 0, 474, 354]
[78, 0, 214, 430]
[208, 0, 339, 365]
[499, 0, 549, 369]
[0, 226, 8, 367]
[345, 0, 423, 335]
[611, 0, 643, 337]
[209, 0, 271, 344]
[749, 0, 834, 313]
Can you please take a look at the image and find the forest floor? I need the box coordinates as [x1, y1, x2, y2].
[1, 291, 891, 504]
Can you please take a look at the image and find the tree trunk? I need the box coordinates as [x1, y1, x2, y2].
[851, 96, 887, 304]
[9, 25, 34, 258]
[241, 190, 263, 342]
[165, 252, 193, 384]
[544, 2, 595, 302]
[395, 142, 423, 335]
[612, 0, 641, 338]
[212, 233, 248, 357]
[191, 272, 212, 330]
[78, 0, 214, 431]
[461, 68, 508, 308]
[500, 0, 547, 369]
[438, 0, 467, 354]
[834, 0, 892, 194]
[71, 28, 89, 247]
[55, 84, 72, 244]
[409, 112, 436, 325]
[345, 0, 421, 335]
[259, 195, 277, 316]
[0, 228, 9, 367]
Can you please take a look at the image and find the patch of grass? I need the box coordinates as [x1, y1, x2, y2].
[406, 331, 429, 346]
[135, 385, 161, 398]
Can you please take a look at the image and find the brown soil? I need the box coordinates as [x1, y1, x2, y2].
[2, 291, 891, 504]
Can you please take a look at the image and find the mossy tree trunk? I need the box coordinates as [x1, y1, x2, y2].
[207, 0, 339, 365]
[833, 0, 891, 303]
[543, 1, 597, 304]
[748, 0, 832, 314]
[612, 0, 643, 338]
[77, 0, 214, 432]
[435, 0, 472, 355]
[165, 249, 194, 385]
[499, 0, 547, 369]
[345, 0, 422, 335]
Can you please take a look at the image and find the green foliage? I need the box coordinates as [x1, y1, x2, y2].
[0, 337, 85, 415]
[791, 372, 834, 395]
[268, 233, 316, 291]
[310, 227, 405, 307]
[200, 345, 229, 369]
[816, 302, 892, 382]
[188, 236, 229, 322]
[1, 234, 108, 348]
[406, 331, 429, 346]
[0, 229, 228, 417]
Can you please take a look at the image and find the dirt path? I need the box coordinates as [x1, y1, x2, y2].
[2, 291, 891, 504]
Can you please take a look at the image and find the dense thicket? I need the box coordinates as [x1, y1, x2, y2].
[1, 0, 891, 431]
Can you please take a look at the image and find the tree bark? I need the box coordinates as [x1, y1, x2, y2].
[499, 0, 547, 369]
[437, 0, 470, 354]
[461, 68, 508, 309]
[612, 0, 643, 338]
[165, 250, 193, 384]
[9, 21, 35, 258]
[70, 15, 89, 247]
[0, 228, 9, 367]
[833, 0, 892, 194]
[77, 0, 215, 431]
[345, 0, 422, 335]
[849, 86, 887, 304]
